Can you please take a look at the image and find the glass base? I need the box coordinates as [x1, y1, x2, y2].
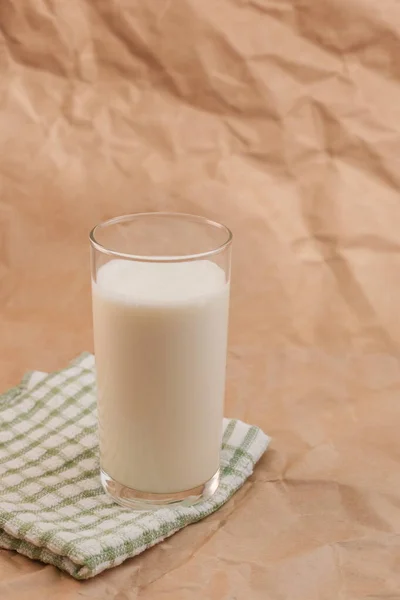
[100, 468, 220, 510]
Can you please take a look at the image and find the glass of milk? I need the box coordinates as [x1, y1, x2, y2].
[90, 213, 232, 509]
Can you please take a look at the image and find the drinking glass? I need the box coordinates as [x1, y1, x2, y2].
[90, 213, 232, 509]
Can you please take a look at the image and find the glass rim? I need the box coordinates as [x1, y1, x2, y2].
[89, 212, 233, 263]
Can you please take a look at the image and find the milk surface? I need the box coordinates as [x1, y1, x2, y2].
[92, 259, 229, 493]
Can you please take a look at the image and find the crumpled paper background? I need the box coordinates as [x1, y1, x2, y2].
[1, 0, 400, 598]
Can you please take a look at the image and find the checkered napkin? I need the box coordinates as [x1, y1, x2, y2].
[0, 354, 270, 579]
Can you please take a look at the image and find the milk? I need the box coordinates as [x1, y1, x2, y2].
[92, 259, 229, 494]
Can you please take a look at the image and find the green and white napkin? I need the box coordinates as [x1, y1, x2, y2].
[0, 354, 269, 579]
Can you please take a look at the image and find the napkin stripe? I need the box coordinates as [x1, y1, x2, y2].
[0, 383, 94, 464]
[1, 368, 92, 430]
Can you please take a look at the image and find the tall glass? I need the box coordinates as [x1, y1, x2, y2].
[90, 213, 232, 509]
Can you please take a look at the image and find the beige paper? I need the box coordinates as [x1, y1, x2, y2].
[1, 0, 400, 597]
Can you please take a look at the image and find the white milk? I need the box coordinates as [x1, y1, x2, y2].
[92, 259, 229, 493]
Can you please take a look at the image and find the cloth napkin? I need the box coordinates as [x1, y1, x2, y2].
[0, 353, 270, 579]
